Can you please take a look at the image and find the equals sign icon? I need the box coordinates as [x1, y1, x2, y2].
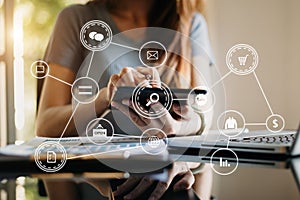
[78, 85, 93, 95]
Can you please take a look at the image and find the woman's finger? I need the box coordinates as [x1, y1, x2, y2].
[123, 177, 154, 200]
[85, 179, 113, 197]
[113, 177, 140, 196]
[111, 101, 148, 127]
[107, 74, 120, 102]
[136, 67, 161, 87]
[121, 99, 163, 129]
[147, 161, 184, 200]
[117, 67, 136, 87]
[172, 104, 193, 120]
[150, 103, 177, 135]
[173, 170, 195, 191]
[118, 67, 148, 86]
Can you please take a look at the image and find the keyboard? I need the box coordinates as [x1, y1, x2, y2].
[230, 133, 296, 144]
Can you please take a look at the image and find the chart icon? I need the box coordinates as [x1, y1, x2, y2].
[210, 148, 238, 176]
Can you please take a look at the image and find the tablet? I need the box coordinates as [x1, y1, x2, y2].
[107, 86, 207, 135]
[112, 86, 207, 105]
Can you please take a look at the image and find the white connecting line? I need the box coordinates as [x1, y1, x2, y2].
[211, 71, 231, 89]
[113, 134, 140, 138]
[58, 103, 80, 143]
[226, 139, 230, 148]
[172, 98, 188, 101]
[67, 145, 142, 160]
[47, 74, 73, 87]
[253, 71, 274, 115]
[111, 42, 140, 51]
[245, 123, 266, 126]
[86, 51, 95, 77]
[47, 41, 141, 147]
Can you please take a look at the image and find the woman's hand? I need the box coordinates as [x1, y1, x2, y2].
[107, 66, 160, 103]
[112, 100, 201, 136]
[107, 66, 201, 135]
[113, 162, 195, 200]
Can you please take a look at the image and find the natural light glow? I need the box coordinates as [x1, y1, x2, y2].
[0, 62, 7, 147]
[0, 10, 5, 55]
[13, 9, 25, 130]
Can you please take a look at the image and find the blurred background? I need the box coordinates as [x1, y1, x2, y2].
[0, 0, 299, 199]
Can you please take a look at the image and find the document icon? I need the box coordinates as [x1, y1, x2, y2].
[47, 151, 56, 163]
[146, 50, 159, 60]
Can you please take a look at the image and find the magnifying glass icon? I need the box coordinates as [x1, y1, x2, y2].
[146, 93, 159, 107]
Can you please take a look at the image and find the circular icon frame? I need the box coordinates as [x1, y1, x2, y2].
[34, 141, 67, 173]
[139, 41, 168, 68]
[210, 148, 239, 176]
[217, 110, 246, 138]
[140, 128, 168, 155]
[85, 118, 115, 145]
[226, 44, 259, 75]
[131, 80, 173, 119]
[80, 20, 113, 51]
[30, 60, 50, 79]
[71, 77, 99, 104]
[266, 114, 285, 133]
[188, 86, 215, 113]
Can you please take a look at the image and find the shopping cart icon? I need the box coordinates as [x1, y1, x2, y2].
[238, 54, 249, 66]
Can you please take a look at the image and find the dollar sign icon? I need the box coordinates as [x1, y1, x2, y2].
[272, 119, 279, 128]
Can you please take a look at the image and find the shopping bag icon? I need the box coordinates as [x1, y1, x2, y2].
[92, 124, 107, 137]
[146, 50, 159, 60]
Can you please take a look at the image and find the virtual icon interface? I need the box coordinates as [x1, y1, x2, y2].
[86, 118, 114, 145]
[224, 117, 238, 130]
[47, 151, 57, 163]
[36, 64, 45, 74]
[266, 114, 285, 133]
[34, 142, 67, 173]
[238, 54, 249, 66]
[195, 93, 208, 106]
[146, 93, 160, 107]
[226, 44, 258, 75]
[146, 50, 159, 61]
[89, 31, 104, 42]
[210, 148, 238, 176]
[78, 85, 93, 95]
[218, 110, 245, 137]
[92, 124, 107, 137]
[80, 20, 112, 51]
[140, 128, 168, 155]
[30, 60, 50, 79]
[147, 136, 160, 148]
[273, 119, 278, 128]
[139, 41, 167, 68]
[219, 157, 230, 167]
[132, 81, 172, 119]
[71, 77, 99, 104]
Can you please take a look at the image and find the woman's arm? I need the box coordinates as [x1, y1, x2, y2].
[36, 63, 110, 137]
[193, 164, 213, 200]
[44, 180, 80, 200]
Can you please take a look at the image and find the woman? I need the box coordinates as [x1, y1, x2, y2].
[37, 0, 214, 199]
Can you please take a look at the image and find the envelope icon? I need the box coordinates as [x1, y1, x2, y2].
[146, 50, 159, 60]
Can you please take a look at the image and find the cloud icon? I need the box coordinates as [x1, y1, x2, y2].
[89, 31, 104, 42]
